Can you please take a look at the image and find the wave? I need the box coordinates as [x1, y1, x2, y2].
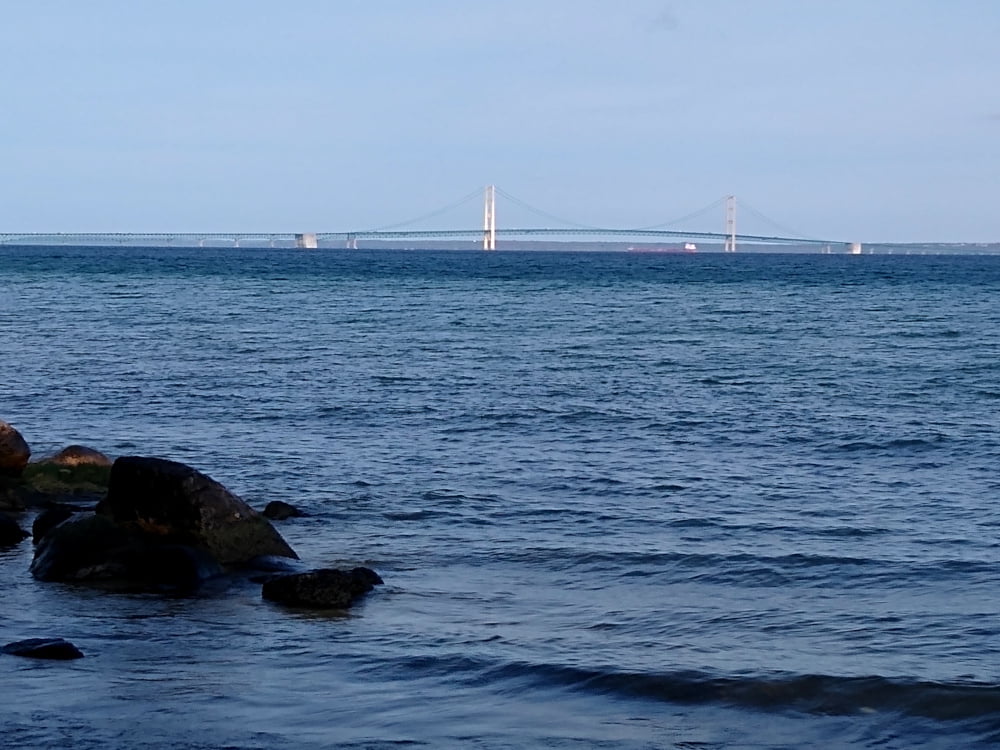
[666, 517, 889, 538]
[834, 435, 950, 454]
[564, 666, 1000, 722]
[476, 546, 995, 588]
[386, 654, 1000, 722]
[381, 510, 445, 522]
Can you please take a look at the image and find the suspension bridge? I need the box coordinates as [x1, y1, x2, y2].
[0, 186, 861, 253]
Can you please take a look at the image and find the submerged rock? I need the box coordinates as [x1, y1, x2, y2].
[97, 456, 298, 566]
[2, 638, 84, 660]
[0, 511, 28, 546]
[0, 420, 30, 478]
[262, 500, 305, 520]
[261, 567, 383, 609]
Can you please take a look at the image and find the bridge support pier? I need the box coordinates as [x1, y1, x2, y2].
[296, 232, 318, 250]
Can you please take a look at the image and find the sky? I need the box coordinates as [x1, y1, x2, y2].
[0, 1, 997, 242]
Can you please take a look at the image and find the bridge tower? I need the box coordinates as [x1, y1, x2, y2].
[483, 184, 496, 250]
[724, 195, 737, 253]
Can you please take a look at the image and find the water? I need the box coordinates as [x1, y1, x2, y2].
[1, 246, 998, 748]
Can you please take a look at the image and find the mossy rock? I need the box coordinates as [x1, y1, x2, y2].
[0, 463, 110, 509]
[22, 462, 111, 493]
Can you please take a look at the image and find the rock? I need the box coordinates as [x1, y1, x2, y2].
[262, 500, 305, 520]
[37, 445, 113, 468]
[0, 488, 24, 512]
[29, 512, 224, 588]
[29, 456, 299, 591]
[261, 567, 383, 609]
[30, 513, 133, 581]
[0, 420, 30, 478]
[32, 504, 76, 544]
[96, 456, 297, 566]
[119, 543, 225, 588]
[30, 457, 295, 588]
[0, 430, 110, 510]
[0, 511, 28, 546]
[2, 638, 84, 660]
[7, 461, 111, 509]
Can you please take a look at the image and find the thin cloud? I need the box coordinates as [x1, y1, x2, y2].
[648, 5, 680, 31]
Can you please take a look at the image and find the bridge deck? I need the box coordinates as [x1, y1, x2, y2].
[0, 227, 843, 246]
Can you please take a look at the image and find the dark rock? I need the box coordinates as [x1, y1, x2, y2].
[261, 567, 383, 609]
[2, 638, 84, 660]
[262, 500, 305, 520]
[0, 488, 24, 512]
[0, 420, 30, 478]
[29, 456, 298, 591]
[97, 456, 298, 566]
[30, 513, 133, 581]
[37, 445, 113, 468]
[0, 511, 28, 546]
[29, 512, 224, 588]
[119, 543, 225, 589]
[32, 505, 76, 544]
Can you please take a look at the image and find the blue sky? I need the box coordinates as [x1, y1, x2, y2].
[0, 1, 996, 242]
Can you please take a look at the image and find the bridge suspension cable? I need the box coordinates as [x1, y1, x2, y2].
[362, 187, 484, 232]
[734, 199, 817, 241]
[634, 196, 729, 231]
[354, 185, 818, 244]
[492, 187, 601, 230]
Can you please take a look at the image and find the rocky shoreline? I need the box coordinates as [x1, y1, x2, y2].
[0, 418, 383, 659]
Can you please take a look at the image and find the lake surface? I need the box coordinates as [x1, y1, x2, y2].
[1, 246, 998, 748]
